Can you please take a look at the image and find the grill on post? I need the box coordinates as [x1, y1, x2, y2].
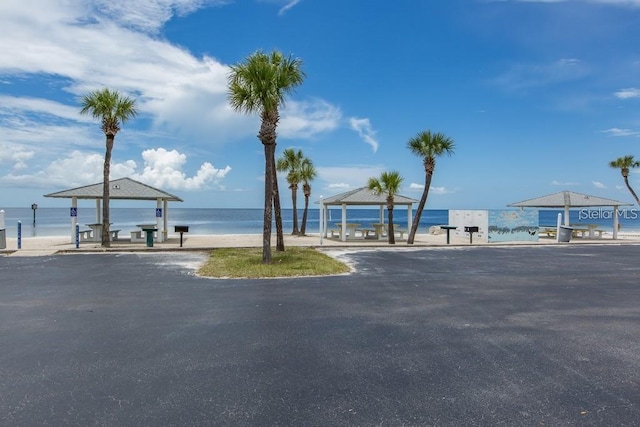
[464, 226, 479, 244]
[174, 225, 189, 247]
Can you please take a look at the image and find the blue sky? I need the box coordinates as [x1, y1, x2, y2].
[1, 0, 640, 209]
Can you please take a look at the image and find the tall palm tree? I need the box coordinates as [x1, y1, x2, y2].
[80, 88, 137, 248]
[299, 158, 317, 236]
[277, 148, 305, 234]
[228, 50, 305, 263]
[406, 130, 455, 244]
[609, 155, 640, 205]
[367, 171, 404, 244]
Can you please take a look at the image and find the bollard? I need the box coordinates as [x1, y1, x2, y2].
[75, 224, 80, 249]
[17, 221, 22, 249]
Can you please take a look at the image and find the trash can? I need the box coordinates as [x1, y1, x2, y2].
[558, 225, 573, 242]
[143, 228, 157, 247]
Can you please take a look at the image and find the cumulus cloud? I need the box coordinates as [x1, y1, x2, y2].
[130, 147, 231, 190]
[0, 143, 35, 171]
[593, 181, 606, 189]
[348, 117, 379, 152]
[0, 147, 229, 190]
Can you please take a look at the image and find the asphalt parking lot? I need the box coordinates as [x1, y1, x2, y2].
[1, 245, 639, 425]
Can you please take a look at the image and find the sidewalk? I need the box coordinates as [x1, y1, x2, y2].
[2, 230, 640, 256]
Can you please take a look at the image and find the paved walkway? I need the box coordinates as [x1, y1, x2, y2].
[3, 230, 640, 256]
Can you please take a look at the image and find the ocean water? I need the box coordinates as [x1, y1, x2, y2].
[0, 207, 638, 238]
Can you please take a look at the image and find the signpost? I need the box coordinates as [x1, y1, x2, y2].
[31, 203, 38, 226]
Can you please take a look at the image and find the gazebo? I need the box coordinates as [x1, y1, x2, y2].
[319, 187, 417, 242]
[44, 177, 183, 243]
[508, 190, 632, 239]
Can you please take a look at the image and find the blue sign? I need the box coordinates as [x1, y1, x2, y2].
[156, 208, 162, 218]
[70, 207, 77, 217]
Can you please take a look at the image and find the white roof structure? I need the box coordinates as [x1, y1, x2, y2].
[321, 187, 417, 206]
[509, 190, 633, 239]
[508, 191, 631, 209]
[44, 177, 183, 202]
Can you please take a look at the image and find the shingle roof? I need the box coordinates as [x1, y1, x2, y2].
[44, 177, 183, 202]
[321, 187, 417, 206]
[508, 191, 631, 208]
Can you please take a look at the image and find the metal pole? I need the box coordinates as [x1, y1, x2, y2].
[31, 203, 38, 226]
[17, 221, 22, 249]
[319, 196, 324, 245]
[75, 224, 80, 249]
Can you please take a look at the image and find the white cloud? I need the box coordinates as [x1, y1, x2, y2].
[318, 165, 385, 191]
[592, 181, 606, 189]
[600, 127, 640, 137]
[614, 88, 640, 99]
[130, 147, 231, 190]
[0, 143, 35, 170]
[494, 58, 589, 92]
[348, 117, 379, 152]
[409, 183, 452, 194]
[0, 147, 229, 190]
[551, 180, 579, 186]
[92, 0, 226, 33]
[327, 183, 350, 190]
[279, 100, 341, 139]
[278, 0, 301, 15]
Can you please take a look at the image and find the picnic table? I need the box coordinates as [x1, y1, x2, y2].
[334, 223, 361, 240]
[131, 223, 157, 243]
[570, 223, 604, 238]
[81, 223, 119, 242]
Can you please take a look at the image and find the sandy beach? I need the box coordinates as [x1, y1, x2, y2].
[2, 230, 640, 257]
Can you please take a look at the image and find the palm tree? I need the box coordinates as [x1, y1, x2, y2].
[228, 50, 305, 263]
[406, 130, 455, 244]
[367, 171, 404, 244]
[609, 155, 640, 205]
[277, 148, 305, 234]
[299, 158, 317, 236]
[80, 88, 137, 248]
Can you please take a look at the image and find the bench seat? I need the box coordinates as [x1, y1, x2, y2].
[109, 229, 121, 241]
[79, 229, 93, 242]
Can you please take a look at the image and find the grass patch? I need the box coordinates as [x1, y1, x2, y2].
[198, 246, 351, 278]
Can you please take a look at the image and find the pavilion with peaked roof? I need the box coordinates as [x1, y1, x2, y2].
[44, 177, 183, 243]
[319, 187, 417, 242]
[508, 190, 632, 239]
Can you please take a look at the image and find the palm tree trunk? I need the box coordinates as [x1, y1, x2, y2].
[101, 135, 114, 248]
[300, 194, 310, 235]
[623, 176, 640, 205]
[291, 185, 299, 234]
[408, 170, 434, 244]
[387, 198, 395, 245]
[263, 143, 274, 263]
[272, 154, 285, 252]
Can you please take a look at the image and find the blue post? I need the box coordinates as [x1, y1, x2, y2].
[75, 224, 80, 249]
[17, 221, 22, 249]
